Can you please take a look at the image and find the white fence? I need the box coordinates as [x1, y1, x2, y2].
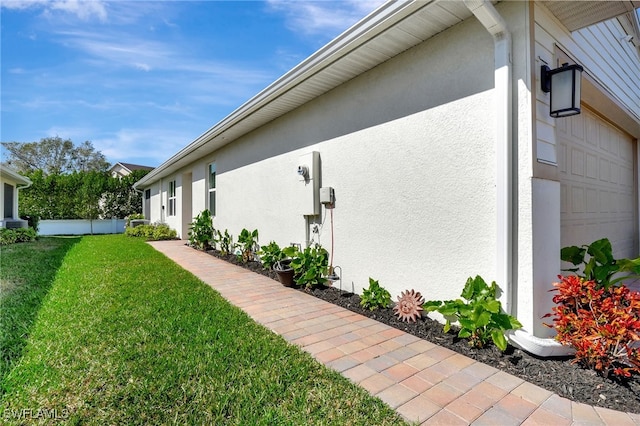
[39, 219, 127, 236]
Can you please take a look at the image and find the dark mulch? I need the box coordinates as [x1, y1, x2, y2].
[202, 247, 640, 414]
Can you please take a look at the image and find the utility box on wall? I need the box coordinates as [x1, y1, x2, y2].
[297, 151, 320, 215]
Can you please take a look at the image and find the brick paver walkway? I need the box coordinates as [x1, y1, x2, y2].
[149, 240, 640, 425]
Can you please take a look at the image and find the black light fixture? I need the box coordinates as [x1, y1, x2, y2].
[541, 62, 584, 118]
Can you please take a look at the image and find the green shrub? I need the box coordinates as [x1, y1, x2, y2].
[561, 238, 640, 290]
[237, 228, 259, 263]
[283, 245, 328, 289]
[188, 210, 215, 250]
[216, 229, 234, 256]
[152, 224, 177, 241]
[125, 223, 176, 241]
[125, 224, 151, 238]
[360, 278, 392, 311]
[0, 227, 37, 245]
[424, 275, 522, 351]
[258, 241, 286, 270]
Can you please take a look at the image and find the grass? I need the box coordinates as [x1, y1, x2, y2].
[1, 237, 80, 385]
[0, 235, 407, 425]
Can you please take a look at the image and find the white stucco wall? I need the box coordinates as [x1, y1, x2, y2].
[189, 13, 500, 302]
[142, 2, 567, 313]
[147, 182, 162, 223]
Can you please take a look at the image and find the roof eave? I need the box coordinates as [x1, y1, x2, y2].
[1, 167, 32, 186]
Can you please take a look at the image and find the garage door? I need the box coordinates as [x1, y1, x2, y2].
[558, 107, 638, 259]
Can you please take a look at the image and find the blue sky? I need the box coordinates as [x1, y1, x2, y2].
[1, 0, 384, 167]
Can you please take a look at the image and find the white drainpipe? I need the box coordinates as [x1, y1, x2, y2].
[464, 1, 572, 357]
[463, 0, 513, 314]
[17, 181, 32, 191]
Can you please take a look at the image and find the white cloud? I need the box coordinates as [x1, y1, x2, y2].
[266, 0, 386, 35]
[134, 63, 151, 72]
[38, 125, 181, 165]
[52, 29, 273, 84]
[44, 125, 97, 142]
[1, 0, 107, 21]
[93, 127, 196, 166]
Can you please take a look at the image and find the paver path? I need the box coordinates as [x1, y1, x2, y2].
[149, 240, 640, 425]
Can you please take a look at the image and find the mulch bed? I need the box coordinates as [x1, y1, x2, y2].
[202, 247, 640, 414]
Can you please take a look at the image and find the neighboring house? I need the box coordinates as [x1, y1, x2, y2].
[109, 162, 154, 179]
[105, 162, 154, 220]
[135, 1, 640, 357]
[0, 164, 32, 229]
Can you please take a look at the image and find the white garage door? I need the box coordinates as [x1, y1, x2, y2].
[558, 108, 638, 259]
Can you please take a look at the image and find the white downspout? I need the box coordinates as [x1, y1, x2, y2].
[16, 181, 32, 222]
[463, 0, 513, 314]
[465, 1, 572, 357]
[16, 181, 32, 191]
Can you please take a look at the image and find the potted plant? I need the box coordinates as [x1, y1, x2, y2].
[273, 258, 295, 287]
[258, 241, 285, 269]
[285, 244, 329, 289]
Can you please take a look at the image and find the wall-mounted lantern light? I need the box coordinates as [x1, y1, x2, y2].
[541, 62, 584, 118]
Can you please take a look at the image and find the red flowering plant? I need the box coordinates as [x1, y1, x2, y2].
[543, 275, 640, 378]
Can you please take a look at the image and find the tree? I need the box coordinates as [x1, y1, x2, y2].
[76, 171, 107, 234]
[19, 170, 147, 220]
[100, 170, 148, 219]
[2, 137, 109, 175]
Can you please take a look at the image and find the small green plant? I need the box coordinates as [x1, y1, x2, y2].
[0, 227, 37, 245]
[424, 276, 522, 351]
[258, 241, 286, 270]
[283, 244, 328, 289]
[124, 223, 176, 241]
[360, 278, 392, 311]
[188, 210, 215, 250]
[237, 228, 259, 263]
[216, 229, 234, 256]
[561, 238, 640, 290]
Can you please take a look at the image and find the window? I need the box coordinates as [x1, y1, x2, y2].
[144, 189, 151, 220]
[4, 183, 14, 219]
[208, 163, 216, 215]
[168, 180, 176, 216]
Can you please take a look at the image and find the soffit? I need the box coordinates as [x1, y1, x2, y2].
[541, 1, 640, 31]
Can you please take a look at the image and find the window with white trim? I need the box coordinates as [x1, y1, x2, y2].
[168, 180, 176, 216]
[208, 163, 216, 215]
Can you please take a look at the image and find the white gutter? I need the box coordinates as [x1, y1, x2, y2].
[465, 1, 572, 357]
[463, 0, 513, 315]
[17, 181, 32, 190]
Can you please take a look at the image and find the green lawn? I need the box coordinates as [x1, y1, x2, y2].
[0, 235, 407, 425]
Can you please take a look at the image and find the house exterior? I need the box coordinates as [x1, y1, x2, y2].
[109, 162, 154, 179]
[0, 164, 32, 229]
[135, 1, 640, 356]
